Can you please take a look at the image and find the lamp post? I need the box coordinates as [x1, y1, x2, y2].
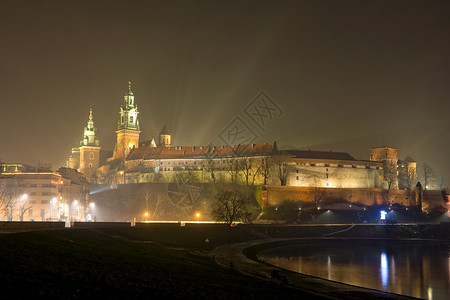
[144, 211, 149, 222]
[196, 212, 200, 223]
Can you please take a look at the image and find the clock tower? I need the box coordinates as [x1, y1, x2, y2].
[113, 82, 141, 160]
[79, 108, 101, 181]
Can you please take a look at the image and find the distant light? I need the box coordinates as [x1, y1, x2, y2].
[327, 210, 331, 212]
[275, 207, 278, 211]
[89, 202, 95, 208]
[380, 210, 387, 220]
[21, 194, 28, 200]
[298, 207, 302, 211]
[196, 213, 200, 217]
[144, 212, 149, 217]
[73, 200, 78, 206]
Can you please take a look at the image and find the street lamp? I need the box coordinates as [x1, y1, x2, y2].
[144, 211, 149, 222]
[196, 212, 200, 222]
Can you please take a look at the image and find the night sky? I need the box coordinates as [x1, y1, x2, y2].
[1, 0, 449, 186]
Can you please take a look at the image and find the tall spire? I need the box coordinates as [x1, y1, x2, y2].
[118, 82, 139, 130]
[80, 108, 100, 147]
[127, 81, 133, 95]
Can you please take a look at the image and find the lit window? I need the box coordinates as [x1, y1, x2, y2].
[130, 116, 134, 123]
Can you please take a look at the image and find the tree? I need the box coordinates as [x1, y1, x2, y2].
[422, 163, 435, 190]
[272, 154, 289, 186]
[382, 160, 397, 190]
[17, 194, 31, 221]
[0, 177, 19, 220]
[259, 156, 272, 185]
[238, 156, 262, 186]
[310, 177, 325, 210]
[202, 156, 218, 183]
[211, 189, 251, 226]
[141, 184, 166, 220]
[223, 157, 241, 184]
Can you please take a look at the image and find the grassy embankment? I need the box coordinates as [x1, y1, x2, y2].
[1, 223, 448, 299]
[0, 225, 307, 299]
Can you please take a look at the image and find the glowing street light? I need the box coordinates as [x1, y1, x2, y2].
[196, 212, 200, 222]
[144, 211, 149, 222]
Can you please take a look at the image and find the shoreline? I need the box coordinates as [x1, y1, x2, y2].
[212, 237, 424, 300]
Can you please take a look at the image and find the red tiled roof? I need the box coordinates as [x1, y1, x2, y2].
[127, 142, 277, 161]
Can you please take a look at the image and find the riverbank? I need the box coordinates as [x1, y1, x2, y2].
[0, 223, 446, 299]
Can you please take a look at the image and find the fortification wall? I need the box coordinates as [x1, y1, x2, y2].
[287, 165, 382, 188]
[263, 186, 447, 212]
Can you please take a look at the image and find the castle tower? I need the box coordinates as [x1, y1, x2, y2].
[370, 146, 399, 190]
[79, 108, 101, 180]
[159, 124, 171, 147]
[113, 82, 141, 160]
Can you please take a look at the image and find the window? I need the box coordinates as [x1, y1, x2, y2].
[296, 176, 299, 180]
[121, 116, 124, 123]
[89, 163, 92, 168]
[130, 116, 134, 123]
[90, 153, 94, 160]
[29, 209, 33, 217]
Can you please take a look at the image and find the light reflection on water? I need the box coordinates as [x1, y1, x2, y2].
[259, 240, 450, 299]
[380, 252, 388, 289]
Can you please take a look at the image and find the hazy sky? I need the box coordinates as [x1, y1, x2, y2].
[1, 0, 449, 186]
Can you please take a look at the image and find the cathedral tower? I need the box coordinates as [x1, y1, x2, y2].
[159, 124, 171, 147]
[113, 82, 141, 160]
[79, 108, 101, 180]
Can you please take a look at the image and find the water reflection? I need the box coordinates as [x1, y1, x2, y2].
[380, 252, 388, 289]
[260, 240, 450, 299]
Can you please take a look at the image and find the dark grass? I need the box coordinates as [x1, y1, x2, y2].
[0, 226, 301, 299]
[2, 223, 447, 299]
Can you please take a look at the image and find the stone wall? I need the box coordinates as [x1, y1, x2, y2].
[287, 163, 383, 188]
[263, 186, 447, 212]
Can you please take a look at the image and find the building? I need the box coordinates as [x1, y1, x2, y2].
[0, 163, 90, 222]
[66, 83, 417, 192]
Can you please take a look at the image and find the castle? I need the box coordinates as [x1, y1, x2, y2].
[66, 83, 448, 212]
[67, 83, 418, 190]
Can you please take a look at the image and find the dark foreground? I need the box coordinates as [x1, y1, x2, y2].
[1, 223, 448, 299]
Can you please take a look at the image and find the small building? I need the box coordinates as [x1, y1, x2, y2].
[0, 163, 89, 222]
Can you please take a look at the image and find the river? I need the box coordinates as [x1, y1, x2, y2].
[259, 239, 450, 299]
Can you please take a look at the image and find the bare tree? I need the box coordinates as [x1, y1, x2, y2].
[202, 156, 218, 183]
[259, 156, 272, 185]
[422, 163, 435, 190]
[0, 177, 19, 220]
[238, 156, 262, 186]
[271, 154, 289, 186]
[17, 194, 32, 221]
[383, 160, 397, 190]
[310, 177, 325, 210]
[211, 189, 251, 226]
[223, 157, 241, 184]
[141, 184, 166, 220]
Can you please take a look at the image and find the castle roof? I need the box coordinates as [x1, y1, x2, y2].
[282, 150, 355, 161]
[127, 142, 277, 161]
